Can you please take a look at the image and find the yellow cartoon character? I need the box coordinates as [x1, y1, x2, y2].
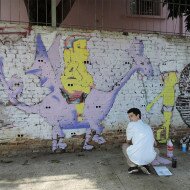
[61, 36, 94, 122]
[146, 72, 178, 143]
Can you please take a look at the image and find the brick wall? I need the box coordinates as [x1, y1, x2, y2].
[0, 24, 190, 155]
[1, 128, 190, 156]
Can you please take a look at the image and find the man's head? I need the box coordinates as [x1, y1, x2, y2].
[127, 108, 141, 122]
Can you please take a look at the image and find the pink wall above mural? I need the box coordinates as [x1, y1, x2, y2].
[0, 0, 28, 23]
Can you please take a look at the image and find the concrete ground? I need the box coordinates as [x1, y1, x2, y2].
[0, 146, 190, 190]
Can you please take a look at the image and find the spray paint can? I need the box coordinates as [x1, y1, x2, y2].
[167, 139, 174, 158]
[182, 143, 187, 152]
[172, 157, 177, 168]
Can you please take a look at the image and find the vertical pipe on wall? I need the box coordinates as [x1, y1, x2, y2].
[101, 0, 103, 29]
[61, 0, 63, 25]
[159, 0, 161, 34]
[77, 0, 79, 28]
[19, 0, 20, 23]
[69, 0, 71, 28]
[51, 0, 56, 27]
[37, 0, 38, 24]
[10, 0, 11, 22]
[45, 0, 47, 26]
[109, 0, 111, 30]
[179, 16, 183, 35]
[87, 0, 89, 28]
[95, 0, 97, 29]
[28, 0, 30, 24]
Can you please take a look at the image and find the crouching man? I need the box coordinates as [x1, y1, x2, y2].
[122, 108, 157, 174]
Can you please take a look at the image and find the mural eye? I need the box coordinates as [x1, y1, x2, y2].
[99, 106, 101, 108]
[41, 60, 43, 62]
[68, 84, 70, 86]
[71, 84, 73, 86]
[96, 106, 98, 108]
[141, 62, 144, 65]
[16, 83, 21, 86]
[38, 60, 40, 62]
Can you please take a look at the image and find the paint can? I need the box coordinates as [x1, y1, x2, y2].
[167, 139, 173, 158]
[182, 143, 187, 152]
[172, 157, 177, 168]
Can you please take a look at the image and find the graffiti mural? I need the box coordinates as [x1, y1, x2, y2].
[176, 63, 190, 126]
[146, 72, 178, 143]
[61, 36, 95, 122]
[0, 34, 153, 151]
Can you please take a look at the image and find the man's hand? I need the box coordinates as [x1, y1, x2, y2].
[154, 140, 158, 147]
[126, 140, 132, 145]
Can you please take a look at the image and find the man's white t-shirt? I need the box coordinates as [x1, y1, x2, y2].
[126, 120, 156, 166]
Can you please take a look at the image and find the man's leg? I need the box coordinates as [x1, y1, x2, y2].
[139, 148, 159, 175]
[122, 143, 138, 173]
[139, 165, 151, 175]
[122, 143, 136, 167]
[155, 148, 160, 156]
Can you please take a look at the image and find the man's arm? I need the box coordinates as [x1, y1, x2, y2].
[126, 123, 133, 145]
[154, 139, 158, 147]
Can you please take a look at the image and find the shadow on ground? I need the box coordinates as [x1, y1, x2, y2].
[0, 146, 190, 190]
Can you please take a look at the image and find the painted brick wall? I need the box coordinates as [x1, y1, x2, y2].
[0, 25, 190, 154]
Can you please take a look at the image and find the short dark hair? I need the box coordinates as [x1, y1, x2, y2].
[127, 108, 141, 119]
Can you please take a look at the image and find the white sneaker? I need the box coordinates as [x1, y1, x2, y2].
[140, 165, 151, 175]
